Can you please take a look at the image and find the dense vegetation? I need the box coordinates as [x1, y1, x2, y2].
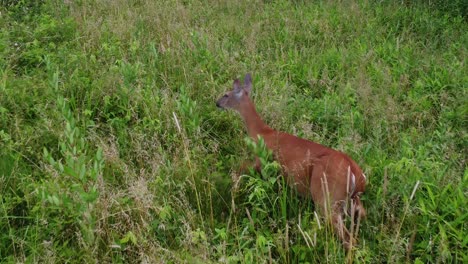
[1, 0, 466, 263]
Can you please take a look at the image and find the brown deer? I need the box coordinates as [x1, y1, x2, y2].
[216, 73, 367, 249]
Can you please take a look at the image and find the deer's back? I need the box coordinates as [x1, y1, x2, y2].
[262, 131, 366, 198]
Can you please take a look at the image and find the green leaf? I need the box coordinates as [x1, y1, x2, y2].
[120, 231, 137, 245]
[79, 163, 86, 180]
[96, 147, 103, 161]
[64, 166, 77, 178]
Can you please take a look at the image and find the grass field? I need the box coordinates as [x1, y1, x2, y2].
[0, 0, 467, 263]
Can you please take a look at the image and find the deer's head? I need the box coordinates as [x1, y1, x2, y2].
[216, 73, 252, 111]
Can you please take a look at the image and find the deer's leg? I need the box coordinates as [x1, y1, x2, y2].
[352, 195, 366, 220]
[253, 157, 261, 172]
[348, 196, 365, 239]
[332, 201, 355, 250]
[239, 157, 262, 175]
[310, 164, 356, 250]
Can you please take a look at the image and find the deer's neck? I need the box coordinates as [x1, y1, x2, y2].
[238, 98, 272, 138]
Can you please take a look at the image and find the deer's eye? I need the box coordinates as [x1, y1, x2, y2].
[223, 94, 228, 98]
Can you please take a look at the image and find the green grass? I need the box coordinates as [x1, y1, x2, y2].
[1, 0, 467, 262]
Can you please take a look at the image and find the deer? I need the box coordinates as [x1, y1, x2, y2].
[216, 73, 367, 250]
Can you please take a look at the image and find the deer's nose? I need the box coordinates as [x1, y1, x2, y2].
[216, 101, 221, 108]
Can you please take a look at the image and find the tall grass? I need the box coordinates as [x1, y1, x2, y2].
[1, 0, 466, 262]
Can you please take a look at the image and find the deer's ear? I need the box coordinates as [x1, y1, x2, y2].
[244, 73, 252, 94]
[233, 79, 242, 96]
